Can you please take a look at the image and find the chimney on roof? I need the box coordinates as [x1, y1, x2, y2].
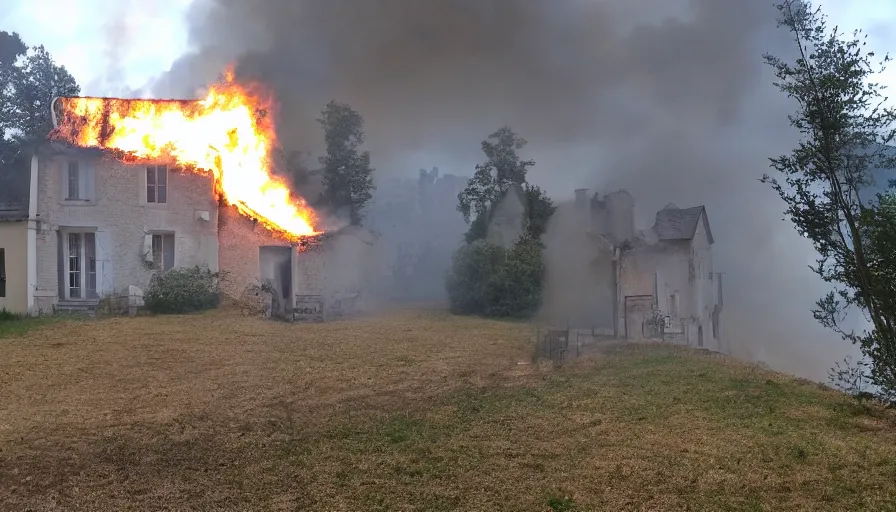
[605, 190, 634, 241]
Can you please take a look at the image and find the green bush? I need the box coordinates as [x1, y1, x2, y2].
[446, 240, 506, 315]
[144, 265, 221, 314]
[446, 236, 545, 318]
[483, 236, 545, 317]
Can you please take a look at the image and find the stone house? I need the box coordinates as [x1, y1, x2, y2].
[2, 142, 219, 313]
[0, 141, 387, 317]
[539, 188, 725, 352]
[622, 204, 723, 351]
[218, 205, 389, 319]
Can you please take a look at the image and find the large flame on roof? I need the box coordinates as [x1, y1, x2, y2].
[48, 69, 319, 240]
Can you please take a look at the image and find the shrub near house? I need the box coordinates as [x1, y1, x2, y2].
[143, 265, 221, 314]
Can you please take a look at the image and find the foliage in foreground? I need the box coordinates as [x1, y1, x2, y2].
[144, 265, 221, 314]
[449, 127, 555, 318]
[764, 1, 896, 401]
[447, 236, 545, 318]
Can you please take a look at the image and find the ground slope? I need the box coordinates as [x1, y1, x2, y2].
[0, 310, 894, 511]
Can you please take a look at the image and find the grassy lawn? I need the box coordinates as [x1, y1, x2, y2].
[0, 310, 75, 339]
[1, 309, 895, 511]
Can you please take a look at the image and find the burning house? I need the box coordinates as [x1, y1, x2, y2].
[0, 72, 386, 318]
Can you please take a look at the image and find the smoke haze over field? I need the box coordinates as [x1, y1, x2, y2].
[151, 0, 863, 380]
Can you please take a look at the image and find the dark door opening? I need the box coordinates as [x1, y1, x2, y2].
[259, 246, 292, 317]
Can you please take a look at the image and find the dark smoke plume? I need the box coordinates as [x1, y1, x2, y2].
[150, 0, 861, 380]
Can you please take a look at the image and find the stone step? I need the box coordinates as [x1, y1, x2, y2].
[55, 300, 99, 318]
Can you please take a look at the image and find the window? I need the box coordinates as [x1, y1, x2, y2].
[668, 293, 678, 318]
[64, 160, 93, 201]
[146, 165, 168, 203]
[67, 161, 79, 199]
[152, 233, 175, 271]
[0, 248, 5, 297]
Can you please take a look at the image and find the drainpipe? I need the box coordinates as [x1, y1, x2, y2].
[613, 245, 621, 337]
[26, 155, 39, 314]
[717, 272, 724, 309]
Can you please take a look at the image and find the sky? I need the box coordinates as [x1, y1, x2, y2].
[2, 0, 894, 98]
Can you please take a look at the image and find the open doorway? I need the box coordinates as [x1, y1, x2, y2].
[259, 246, 292, 317]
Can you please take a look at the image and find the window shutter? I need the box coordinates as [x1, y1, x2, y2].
[143, 234, 154, 263]
[85, 160, 95, 201]
[163, 234, 175, 270]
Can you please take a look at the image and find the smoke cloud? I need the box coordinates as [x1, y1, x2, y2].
[150, 0, 861, 380]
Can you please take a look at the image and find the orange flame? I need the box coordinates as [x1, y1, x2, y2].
[48, 70, 319, 240]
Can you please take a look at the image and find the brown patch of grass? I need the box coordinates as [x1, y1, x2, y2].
[1, 309, 896, 510]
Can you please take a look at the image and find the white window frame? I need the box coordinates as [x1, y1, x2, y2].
[61, 229, 99, 300]
[150, 232, 176, 271]
[62, 159, 95, 203]
[145, 165, 168, 204]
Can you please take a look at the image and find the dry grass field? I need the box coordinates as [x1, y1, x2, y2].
[1, 309, 896, 511]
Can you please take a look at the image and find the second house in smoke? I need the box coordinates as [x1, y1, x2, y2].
[491, 186, 725, 353]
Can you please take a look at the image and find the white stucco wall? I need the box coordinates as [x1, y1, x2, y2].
[621, 236, 722, 351]
[690, 215, 720, 350]
[34, 150, 219, 307]
[0, 222, 28, 313]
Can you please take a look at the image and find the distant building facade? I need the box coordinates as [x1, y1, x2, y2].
[539, 189, 725, 352]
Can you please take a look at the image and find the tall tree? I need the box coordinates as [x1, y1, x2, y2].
[0, 32, 79, 165]
[0, 31, 28, 165]
[317, 101, 375, 225]
[763, 1, 896, 399]
[457, 126, 534, 228]
[457, 127, 554, 243]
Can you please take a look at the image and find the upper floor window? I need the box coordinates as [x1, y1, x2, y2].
[64, 160, 94, 202]
[146, 165, 168, 204]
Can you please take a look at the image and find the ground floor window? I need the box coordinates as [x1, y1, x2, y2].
[152, 233, 175, 271]
[64, 232, 97, 299]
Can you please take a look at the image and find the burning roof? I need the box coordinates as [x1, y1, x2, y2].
[47, 69, 320, 242]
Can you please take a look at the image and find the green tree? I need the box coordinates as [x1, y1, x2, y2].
[0, 31, 28, 166]
[445, 240, 507, 315]
[317, 101, 375, 225]
[448, 127, 556, 318]
[482, 235, 546, 317]
[763, 1, 896, 399]
[457, 126, 534, 232]
[0, 32, 79, 166]
[457, 127, 555, 243]
[523, 183, 556, 241]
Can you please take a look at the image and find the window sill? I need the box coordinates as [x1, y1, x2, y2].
[61, 199, 96, 206]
